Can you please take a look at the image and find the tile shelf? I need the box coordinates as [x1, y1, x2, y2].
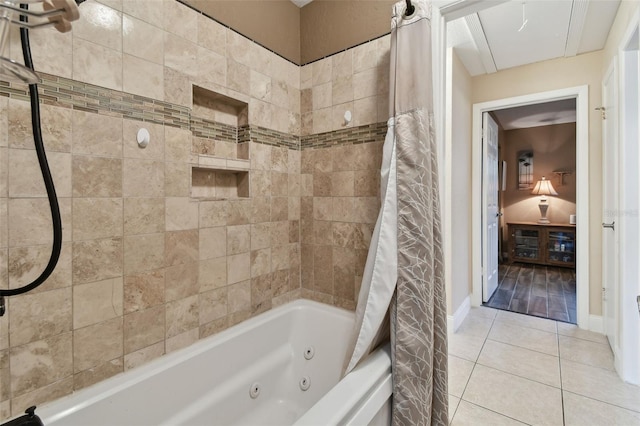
[196, 155, 250, 171]
[191, 155, 250, 200]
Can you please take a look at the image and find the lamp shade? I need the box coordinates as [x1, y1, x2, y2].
[531, 177, 558, 196]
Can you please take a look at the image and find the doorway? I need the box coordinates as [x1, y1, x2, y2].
[433, 0, 635, 385]
[470, 86, 590, 329]
[481, 101, 578, 323]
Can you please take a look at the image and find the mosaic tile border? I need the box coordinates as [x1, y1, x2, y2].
[238, 124, 250, 145]
[190, 116, 236, 144]
[0, 72, 386, 150]
[300, 122, 387, 149]
[0, 72, 192, 129]
[247, 126, 300, 150]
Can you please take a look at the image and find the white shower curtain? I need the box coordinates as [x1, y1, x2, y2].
[344, 1, 448, 424]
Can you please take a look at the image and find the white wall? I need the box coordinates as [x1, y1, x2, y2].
[602, 1, 640, 67]
[600, 0, 640, 384]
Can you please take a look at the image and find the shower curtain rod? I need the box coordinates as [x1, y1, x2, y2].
[405, 0, 415, 15]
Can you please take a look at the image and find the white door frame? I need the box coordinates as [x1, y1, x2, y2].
[471, 88, 590, 328]
[433, 0, 509, 326]
[433, 1, 590, 329]
[601, 59, 619, 354]
[617, 9, 640, 384]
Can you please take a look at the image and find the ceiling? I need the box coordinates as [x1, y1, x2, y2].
[492, 99, 577, 130]
[290, 0, 313, 7]
[447, 0, 619, 130]
[448, 0, 621, 76]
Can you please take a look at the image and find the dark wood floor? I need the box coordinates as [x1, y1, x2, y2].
[484, 263, 576, 323]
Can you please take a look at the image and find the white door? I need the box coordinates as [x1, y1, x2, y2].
[482, 112, 499, 302]
[602, 62, 618, 350]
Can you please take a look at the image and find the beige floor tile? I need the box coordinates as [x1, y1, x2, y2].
[559, 335, 614, 370]
[448, 332, 485, 362]
[448, 355, 474, 397]
[451, 400, 527, 426]
[495, 309, 557, 333]
[448, 315, 493, 362]
[489, 321, 558, 356]
[456, 316, 494, 338]
[467, 306, 498, 320]
[448, 395, 460, 424]
[477, 339, 560, 387]
[561, 359, 640, 413]
[449, 308, 638, 426]
[563, 391, 640, 426]
[462, 364, 563, 425]
[557, 322, 608, 344]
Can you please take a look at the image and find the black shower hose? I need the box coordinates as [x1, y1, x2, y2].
[0, 3, 63, 315]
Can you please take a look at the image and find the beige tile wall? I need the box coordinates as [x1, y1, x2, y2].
[297, 35, 390, 306]
[299, 143, 383, 310]
[1, 103, 302, 417]
[0, 0, 390, 420]
[0, 0, 305, 419]
[300, 35, 391, 136]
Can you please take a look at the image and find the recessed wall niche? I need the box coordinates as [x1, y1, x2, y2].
[191, 166, 249, 199]
[190, 85, 250, 200]
[192, 85, 248, 127]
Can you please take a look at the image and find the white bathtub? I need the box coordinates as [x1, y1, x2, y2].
[35, 299, 392, 426]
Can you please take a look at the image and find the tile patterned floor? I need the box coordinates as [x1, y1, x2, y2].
[448, 306, 640, 425]
[485, 263, 576, 323]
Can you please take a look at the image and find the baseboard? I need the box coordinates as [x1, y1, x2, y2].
[589, 315, 604, 333]
[448, 296, 471, 333]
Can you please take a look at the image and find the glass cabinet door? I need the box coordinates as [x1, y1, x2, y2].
[547, 231, 575, 266]
[513, 228, 540, 261]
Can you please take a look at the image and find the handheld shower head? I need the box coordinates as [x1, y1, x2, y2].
[0, 0, 81, 83]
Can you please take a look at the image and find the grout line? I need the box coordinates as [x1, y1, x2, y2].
[562, 389, 640, 415]
[448, 393, 461, 423]
[454, 309, 498, 407]
[472, 308, 497, 363]
[557, 325, 566, 426]
[485, 336, 559, 358]
[456, 400, 532, 425]
[561, 356, 618, 373]
[474, 356, 561, 390]
[456, 360, 477, 409]
[555, 331, 608, 345]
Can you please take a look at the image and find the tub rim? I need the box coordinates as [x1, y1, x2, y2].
[293, 343, 392, 426]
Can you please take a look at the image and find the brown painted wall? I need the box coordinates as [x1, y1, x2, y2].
[183, 0, 395, 65]
[502, 123, 577, 250]
[300, 0, 394, 64]
[183, 0, 302, 64]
